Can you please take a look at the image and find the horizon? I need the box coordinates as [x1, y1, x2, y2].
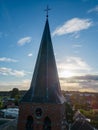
[0, 88, 98, 94]
[0, 0, 98, 92]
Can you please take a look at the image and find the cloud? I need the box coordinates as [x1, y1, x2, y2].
[88, 5, 98, 13]
[0, 67, 26, 77]
[0, 79, 31, 91]
[57, 56, 91, 78]
[0, 57, 18, 62]
[57, 56, 92, 78]
[28, 53, 33, 57]
[60, 74, 98, 92]
[17, 36, 32, 46]
[61, 74, 98, 83]
[73, 75, 98, 81]
[0, 74, 98, 92]
[52, 18, 92, 36]
[72, 44, 82, 54]
[72, 44, 82, 48]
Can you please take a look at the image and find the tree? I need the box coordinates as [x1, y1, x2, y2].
[65, 102, 74, 123]
[10, 88, 20, 98]
[0, 101, 3, 109]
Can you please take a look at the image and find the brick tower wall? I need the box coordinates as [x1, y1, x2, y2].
[17, 102, 66, 130]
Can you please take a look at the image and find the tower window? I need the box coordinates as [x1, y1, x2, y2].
[35, 108, 43, 118]
[26, 115, 33, 130]
[43, 117, 51, 130]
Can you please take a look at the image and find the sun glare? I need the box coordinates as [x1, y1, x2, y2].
[59, 70, 74, 78]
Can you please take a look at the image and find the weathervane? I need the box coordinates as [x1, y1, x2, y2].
[44, 5, 51, 18]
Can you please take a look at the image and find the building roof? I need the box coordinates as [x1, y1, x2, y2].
[21, 18, 65, 103]
[71, 120, 94, 130]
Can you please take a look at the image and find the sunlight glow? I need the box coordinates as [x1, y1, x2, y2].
[59, 70, 74, 78]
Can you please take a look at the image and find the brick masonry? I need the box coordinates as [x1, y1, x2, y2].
[17, 102, 66, 130]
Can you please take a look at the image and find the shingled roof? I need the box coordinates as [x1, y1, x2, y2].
[21, 18, 65, 103]
[71, 120, 94, 130]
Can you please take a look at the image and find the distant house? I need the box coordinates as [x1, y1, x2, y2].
[71, 120, 95, 130]
[70, 110, 95, 130]
[73, 110, 86, 121]
[71, 110, 95, 130]
[92, 104, 98, 112]
[2, 98, 15, 108]
[0, 91, 9, 97]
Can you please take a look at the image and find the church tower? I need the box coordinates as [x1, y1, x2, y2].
[17, 10, 66, 130]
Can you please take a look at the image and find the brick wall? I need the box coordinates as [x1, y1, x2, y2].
[17, 103, 66, 130]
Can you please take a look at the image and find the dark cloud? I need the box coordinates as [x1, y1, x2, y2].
[60, 74, 98, 83]
[73, 75, 98, 80]
[60, 74, 98, 92]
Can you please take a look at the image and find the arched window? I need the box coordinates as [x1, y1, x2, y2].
[43, 116, 51, 130]
[26, 115, 33, 130]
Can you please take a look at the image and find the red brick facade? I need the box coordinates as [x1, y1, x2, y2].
[17, 103, 66, 130]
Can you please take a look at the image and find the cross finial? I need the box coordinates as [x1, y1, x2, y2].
[44, 5, 51, 18]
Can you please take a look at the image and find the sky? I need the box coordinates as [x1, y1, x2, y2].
[0, 0, 98, 92]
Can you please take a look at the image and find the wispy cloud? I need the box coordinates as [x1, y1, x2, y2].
[52, 18, 92, 36]
[58, 56, 91, 71]
[28, 53, 33, 57]
[72, 44, 82, 54]
[0, 57, 18, 62]
[17, 36, 32, 46]
[0, 67, 25, 77]
[88, 5, 98, 13]
[57, 56, 92, 78]
[72, 44, 82, 48]
[0, 79, 31, 91]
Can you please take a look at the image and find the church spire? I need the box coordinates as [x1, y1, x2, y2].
[21, 15, 65, 104]
[18, 12, 66, 130]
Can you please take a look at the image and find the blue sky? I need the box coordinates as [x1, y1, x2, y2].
[0, 0, 98, 92]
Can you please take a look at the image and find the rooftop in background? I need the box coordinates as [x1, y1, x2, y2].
[71, 120, 95, 130]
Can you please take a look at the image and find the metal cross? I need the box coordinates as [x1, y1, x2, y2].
[44, 5, 51, 18]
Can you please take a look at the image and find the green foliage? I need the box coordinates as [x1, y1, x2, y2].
[10, 88, 20, 98]
[80, 109, 93, 117]
[91, 120, 98, 128]
[80, 109, 98, 128]
[14, 94, 21, 106]
[0, 97, 3, 109]
[75, 103, 88, 110]
[10, 88, 20, 106]
[65, 102, 74, 123]
[0, 101, 3, 109]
